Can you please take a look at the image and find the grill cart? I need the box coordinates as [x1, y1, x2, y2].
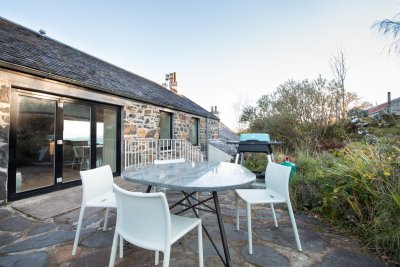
[228, 133, 282, 166]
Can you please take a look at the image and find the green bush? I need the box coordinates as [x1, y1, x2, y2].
[290, 140, 400, 263]
[243, 153, 268, 173]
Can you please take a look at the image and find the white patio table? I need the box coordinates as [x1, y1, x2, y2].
[123, 161, 256, 267]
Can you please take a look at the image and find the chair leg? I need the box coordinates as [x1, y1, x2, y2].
[155, 251, 159, 265]
[119, 236, 123, 259]
[271, 203, 278, 227]
[72, 206, 85, 255]
[235, 193, 240, 230]
[247, 203, 253, 254]
[287, 201, 302, 251]
[103, 208, 109, 230]
[163, 249, 170, 267]
[108, 231, 119, 267]
[198, 223, 204, 267]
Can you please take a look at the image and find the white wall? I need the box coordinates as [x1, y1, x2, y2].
[208, 143, 234, 162]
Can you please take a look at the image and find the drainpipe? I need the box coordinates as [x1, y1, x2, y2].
[206, 117, 209, 161]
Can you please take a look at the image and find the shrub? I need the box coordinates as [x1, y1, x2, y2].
[290, 140, 400, 262]
[243, 153, 268, 173]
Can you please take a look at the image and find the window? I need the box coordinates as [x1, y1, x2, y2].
[159, 111, 172, 139]
[190, 118, 199, 145]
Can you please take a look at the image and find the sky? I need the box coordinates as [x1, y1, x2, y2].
[2, 0, 400, 130]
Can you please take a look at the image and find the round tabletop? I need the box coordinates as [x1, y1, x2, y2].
[123, 161, 256, 192]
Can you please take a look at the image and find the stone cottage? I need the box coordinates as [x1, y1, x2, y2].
[0, 17, 219, 202]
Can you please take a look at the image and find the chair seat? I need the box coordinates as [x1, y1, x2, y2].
[236, 188, 286, 204]
[118, 215, 201, 252]
[170, 214, 201, 244]
[87, 191, 116, 208]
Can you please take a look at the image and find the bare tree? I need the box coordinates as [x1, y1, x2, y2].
[233, 95, 250, 133]
[373, 12, 400, 55]
[331, 46, 347, 119]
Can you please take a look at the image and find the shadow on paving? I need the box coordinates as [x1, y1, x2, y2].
[0, 176, 388, 266]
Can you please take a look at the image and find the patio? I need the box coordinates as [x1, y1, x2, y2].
[0, 177, 385, 267]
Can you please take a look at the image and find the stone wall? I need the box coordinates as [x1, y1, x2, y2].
[123, 100, 220, 155]
[207, 118, 219, 139]
[0, 84, 10, 204]
[123, 103, 159, 139]
[174, 112, 195, 142]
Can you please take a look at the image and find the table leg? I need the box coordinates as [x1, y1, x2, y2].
[212, 191, 232, 267]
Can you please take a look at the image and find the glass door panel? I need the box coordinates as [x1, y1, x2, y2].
[63, 102, 91, 183]
[96, 107, 117, 172]
[16, 96, 56, 192]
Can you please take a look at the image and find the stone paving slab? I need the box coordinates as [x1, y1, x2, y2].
[27, 222, 57, 236]
[0, 231, 75, 254]
[0, 252, 48, 267]
[240, 245, 290, 267]
[313, 248, 387, 267]
[0, 208, 11, 220]
[0, 177, 391, 266]
[11, 186, 83, 220]
[0, 215, 32, 232]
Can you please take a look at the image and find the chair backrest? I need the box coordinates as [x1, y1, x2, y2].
[80, 165, 113, 204]
[154, 158, 185, 165]
[112, 184, 171, 252]
[264, 162, 292, 199]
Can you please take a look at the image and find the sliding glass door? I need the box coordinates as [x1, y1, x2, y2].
[15, 95, 56, 193]
[96, 107, 117, 172]
[63, 102, 91, 183]
[9, 90, 120, 198]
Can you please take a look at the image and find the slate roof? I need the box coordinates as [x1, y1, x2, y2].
[208, 122, 238, 156]
[0, 17, 218, 120]
[368, 97, 400, 115]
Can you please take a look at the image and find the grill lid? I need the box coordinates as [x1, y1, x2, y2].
[239, 133, 270, 142]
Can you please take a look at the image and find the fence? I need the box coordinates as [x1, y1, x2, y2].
[124, 138, 204, 169]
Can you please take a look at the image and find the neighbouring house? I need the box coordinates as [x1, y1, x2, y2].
[368, 93, 400, 116]
[0, 17, 220, 202]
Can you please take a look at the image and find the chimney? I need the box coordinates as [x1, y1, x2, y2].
[387, 91, 392, 113]
[211, 105, 220, 118]
[164, 72, 178, 93]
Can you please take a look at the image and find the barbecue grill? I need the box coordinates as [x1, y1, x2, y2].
[228, 133, 282, 165]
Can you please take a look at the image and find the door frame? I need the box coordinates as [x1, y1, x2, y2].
[8, 88, 121, 200]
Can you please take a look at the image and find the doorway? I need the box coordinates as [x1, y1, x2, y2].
[8, 89, 121, 199]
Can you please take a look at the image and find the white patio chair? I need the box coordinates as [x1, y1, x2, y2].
[72, 165, 117, 255]
[109, 184, 203, 267]
[235, 162, 302, 254]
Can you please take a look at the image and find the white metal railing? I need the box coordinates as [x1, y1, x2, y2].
[124, 138, 204, 169]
